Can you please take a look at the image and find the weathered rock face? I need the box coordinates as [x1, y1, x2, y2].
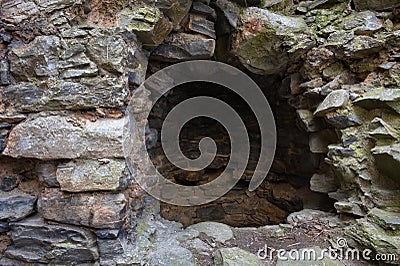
[38, 188, 127, 229]
[5, 216, 99, 264]
[1, 0, 400, 264]
[0, 190, 36, 222]
[3, 115, 125, 159]
[232, 7, 314, 74]
[56, 159, 129, 192]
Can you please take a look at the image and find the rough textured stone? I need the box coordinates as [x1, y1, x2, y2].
[368, 208, 400, 231]
[186, 222, 233, 243]
[36, 162, 59, 187]
[353, 0, 400, 11]
[157, 0, 192, 28]
[345, 219, 400, 260]
[38, 188, 126, 229]
[354, 88, 400, 113]
[314, 90, 349, 116]
[2, 78, 127, 112]
[187, 14, 216, 39]
[119, 6, 173, 48]
[151, 33, 215, 62]
[0, 58, 10, 86]
[5, 216, 98, 264]
[192, 1, 217, 21]
[214, 247, 263, 266]
[215, 0, 240, 28]
[0, 190, 36, 222]
[232, 7, 313, 75]
[56, 159, 127, 192]
[0, 0, 39, 24]
[3, 115, 124, 159]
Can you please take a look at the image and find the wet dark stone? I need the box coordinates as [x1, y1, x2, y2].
[96, 229, 120, 239]
[0, 191, 36, 222]
[0, 176, 19, 192]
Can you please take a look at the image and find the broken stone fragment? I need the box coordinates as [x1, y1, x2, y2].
[36, 0, 82, 13]
[353, 0, 400, 11]
[151, 33, 215, 62]
[0, 58, 10, 86]
[186, 222, 233, 243]
[368, 208, 400, 231]
[3, 115, 125, 159]
[191, 1, 217, 21]
[0, 0, 39, 24]
[232, 7, 311, 75]
[0, 189, 36, 222]
[38, 188, 127, 229]
[325, 111, 362, 129]
[214, 247, 263, 266]
[119, 6, 173, 48]
[56, 159, 127, 192]
[342, 11, 383, 34]
[156, 0, 192, 29]
[187, 14, 216, 39]
[354, 88, 400, 113]
[314, 89, 349, 116]
[5, 215, 99, 264]
[345, 219, 400, 260]
[36, 162, 59, 187]
[3, 78, 127, 112]
[215, 0, 240, 28]
[341, 36, 384, 59]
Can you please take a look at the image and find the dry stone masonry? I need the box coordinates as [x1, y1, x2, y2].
[0, 0, 399, 265]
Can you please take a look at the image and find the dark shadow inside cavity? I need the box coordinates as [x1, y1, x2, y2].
[148, 79, 334, 227]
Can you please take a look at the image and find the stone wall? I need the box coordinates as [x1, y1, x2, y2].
[0, 0, 399, 264]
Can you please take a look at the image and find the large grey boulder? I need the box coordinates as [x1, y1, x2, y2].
[3, 115, 125, 159]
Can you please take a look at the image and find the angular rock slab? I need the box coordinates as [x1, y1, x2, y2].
[186, 222, 233, 243]
[38, 188, 127, 229]
[232, 7, 311, 75]
[353, 0, 400, 11]
[214, 247, 263, 266]
[314, 90, 349, 116]
[119, 6, 173, 48]
[2, 78, 127, 112]
[5, 216, 98, 264]
[157, 0, 192, 28]
[368, 208, 400, 231]
[151, 33, 215, 62]
[56, 159, 126, 192]
[3, 115, 124, 159]
[0, 190, 36, 222]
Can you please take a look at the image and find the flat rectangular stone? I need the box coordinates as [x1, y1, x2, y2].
[3, 115, 125, 159]
[5, 215, 98, 264]
[0, 189, 36, 222]
[187, 14, 216, 39]
[151, 33, 215, 62]
[38, 188, 127, 229]
[56, 159, 126, 192]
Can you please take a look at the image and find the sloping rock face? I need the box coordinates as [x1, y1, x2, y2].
[0, 0, 400, 264]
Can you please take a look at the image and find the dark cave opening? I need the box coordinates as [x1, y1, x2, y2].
[148, 77, 335, 227]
